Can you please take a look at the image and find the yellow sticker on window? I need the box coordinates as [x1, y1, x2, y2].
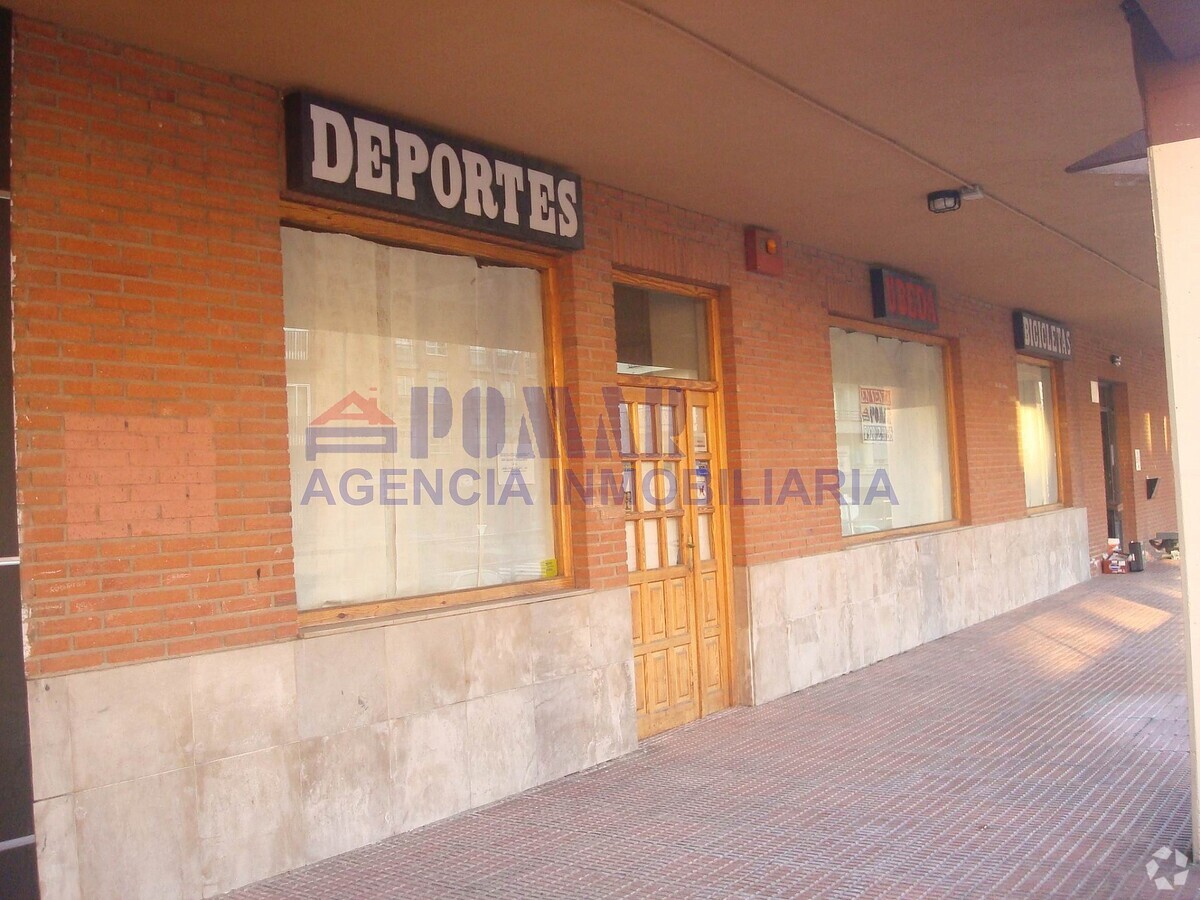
[540, 558, 559, 578]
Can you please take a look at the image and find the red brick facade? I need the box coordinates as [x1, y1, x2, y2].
[12, 20, 295, 676]
[1064, 331, 1176, 554]
[10, 18, 1177, 676]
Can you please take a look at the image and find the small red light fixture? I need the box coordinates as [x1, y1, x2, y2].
[745, 226, 783, 276]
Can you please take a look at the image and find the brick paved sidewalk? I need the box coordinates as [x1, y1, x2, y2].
[228, 562, 1194, 899]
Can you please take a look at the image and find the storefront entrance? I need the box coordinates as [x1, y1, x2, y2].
[620, 385, 732, 738]
[1099, 382, 1125, 548]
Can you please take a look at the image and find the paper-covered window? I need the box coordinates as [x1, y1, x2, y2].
[282, 227, 558, 611]
[830, 327, 954, 536]
[1016, 362, 1059, 508]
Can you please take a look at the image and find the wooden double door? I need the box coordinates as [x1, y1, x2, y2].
[621, 387, 731, 738]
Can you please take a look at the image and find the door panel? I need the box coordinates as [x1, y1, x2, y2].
[672, 644, 693, 699]
[688, 391, 731, 718]
[646, 581, 667, 641]
[703, 635, 723, 692]
[623, 386, 730, 737]
[700, 571, 720, 627]
[648, 651, 670, 710]
[668, 578, 689, 634]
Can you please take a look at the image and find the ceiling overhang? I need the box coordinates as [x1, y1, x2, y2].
[1066, 130, 1149, 176]
[1, 0, 1165, 345]
[1136, 0, 1200, 61]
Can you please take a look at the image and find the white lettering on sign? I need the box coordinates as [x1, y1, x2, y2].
[394, 129, 430, 201]
[287, 95, 585, 250]
[494, 161, 525, 225]
[310, 105, 353, 184]
[430, 143, 463, 209]
[462, 150, 499, 219]
[1014, 311, 1072, 360]
[353, 117, 392, 195]
[557, 179, 579, 238]
[527, 169, 556, 234]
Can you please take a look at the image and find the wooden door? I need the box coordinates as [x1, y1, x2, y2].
[687, 390, 731, 719]
[1099, 383, 1124, 547]
[622, 386, 730, 738]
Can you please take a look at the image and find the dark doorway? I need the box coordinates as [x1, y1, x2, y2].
[0, 6, 38, 896]
[1099, 382, 1124, 549]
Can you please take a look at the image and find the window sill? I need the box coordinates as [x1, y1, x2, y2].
[841, 519, 962, 547]
[1025, 502, 1067, 517]
[297, 577, 585, 638]
[840, 505, 1079, 551]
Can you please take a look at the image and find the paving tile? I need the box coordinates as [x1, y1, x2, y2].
[226, 561, 1193, 899]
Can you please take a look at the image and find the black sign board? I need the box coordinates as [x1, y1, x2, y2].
[1013, 310, 1072, 361]
[869, 267, 939, 331]
[284, 93, 584, 251]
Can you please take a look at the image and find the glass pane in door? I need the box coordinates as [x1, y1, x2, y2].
[642, 519, 661, 569]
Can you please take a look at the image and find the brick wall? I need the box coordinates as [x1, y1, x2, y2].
[9, 20, 1177, 677]
[12, 19, 296, 676]
[556, 187, 626, 590]
[583, 182, 1177, 571]
[1062, 330, 1176, 556]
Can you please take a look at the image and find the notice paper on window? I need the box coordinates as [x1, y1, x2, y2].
[859, 386, 894, 443]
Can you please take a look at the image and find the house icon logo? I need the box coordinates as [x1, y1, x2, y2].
[305, 390, 397, 460]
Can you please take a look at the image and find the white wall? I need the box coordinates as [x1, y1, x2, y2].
[1148, 130, 1200, 854]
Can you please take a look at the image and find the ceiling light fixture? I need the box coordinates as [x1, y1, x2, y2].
[927, 189, 961, 214]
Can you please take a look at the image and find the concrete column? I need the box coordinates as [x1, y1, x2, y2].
[1133, 21, 1200, 853]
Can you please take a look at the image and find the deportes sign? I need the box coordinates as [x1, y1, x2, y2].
[284, 93, 584, 250]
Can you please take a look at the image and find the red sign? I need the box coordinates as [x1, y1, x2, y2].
[870, 267, 939, 331]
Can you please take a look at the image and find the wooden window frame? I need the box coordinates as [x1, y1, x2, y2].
[281, 200, 574, 627]
[611, 268, 738, 717]
[1016, 355, 1069, 513]
[828, 314, 966, 545]
[612, 270, 721, 393]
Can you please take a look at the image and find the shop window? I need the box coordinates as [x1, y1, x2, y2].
[282, 227, 559, 612]
[496, 348, 521, 374]
[830, 326, 954, 536]
[395, 375, 414, 423]
[1016, 361, 1060, 508]
[394, 338, 416, 368]
[284, 327, 309, 361]
[286, 382, 310, 450]
[615, 284, 710, 379]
